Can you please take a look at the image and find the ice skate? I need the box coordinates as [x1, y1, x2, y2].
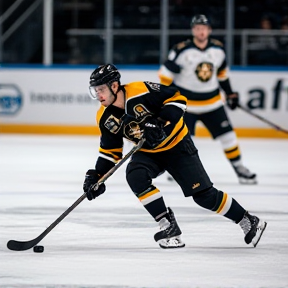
[239, 211, 267, 247]
[154, 207, 185, 249]
[234, 165, 257, 184]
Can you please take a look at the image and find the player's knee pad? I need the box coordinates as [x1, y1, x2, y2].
[193, 186, 222, 211]
[126, 166, 152, 195]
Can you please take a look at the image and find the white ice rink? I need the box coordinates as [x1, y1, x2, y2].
[0, 134, 288, 288]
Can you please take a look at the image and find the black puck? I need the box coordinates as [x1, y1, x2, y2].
[33, 245, 44, 253]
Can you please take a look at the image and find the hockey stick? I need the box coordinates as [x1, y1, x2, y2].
[237, 104, 288, 135]
[7, 138, 145, 251]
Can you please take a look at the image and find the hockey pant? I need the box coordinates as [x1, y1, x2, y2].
[126, 134, 246, 223]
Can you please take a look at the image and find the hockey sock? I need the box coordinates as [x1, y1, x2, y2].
[137, 185, 168, 221]
[217, 131, 241, 163]
[126, 167, 169, 221]
[193, 187, 245, 223]
[224, 145, 241, 163]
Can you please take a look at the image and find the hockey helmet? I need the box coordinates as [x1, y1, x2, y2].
[190, 14, 210, 27]
[89, 64, 121, 100]
[89, 64, 121, 87]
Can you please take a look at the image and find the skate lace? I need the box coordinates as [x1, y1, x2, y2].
[159, 218, 170, 231]
[239, 215, 251, 235]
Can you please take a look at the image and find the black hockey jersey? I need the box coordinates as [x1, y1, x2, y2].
[95, 81, 188, 175]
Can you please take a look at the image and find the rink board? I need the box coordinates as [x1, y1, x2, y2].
[0, 67, 288, 138]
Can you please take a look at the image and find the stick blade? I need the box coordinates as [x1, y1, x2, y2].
[7, 239, 38, 251]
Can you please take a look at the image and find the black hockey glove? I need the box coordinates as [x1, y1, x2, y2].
[226, 92, 239, 110]
[83, 169, 106, 201]
[142, 117, 167, 149]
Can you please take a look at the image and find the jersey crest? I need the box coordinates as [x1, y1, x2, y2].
[104, 115, 122, 134]
[133, 104, 150, 118]
[195, 62, 214, 82]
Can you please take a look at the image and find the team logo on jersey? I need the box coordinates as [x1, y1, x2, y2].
[123, 120, 143, 142]
[133, 104, 150, 118]
[104, 115, 122, 134]
[195, 62, 213, 82]
[145, 82, 160, 91]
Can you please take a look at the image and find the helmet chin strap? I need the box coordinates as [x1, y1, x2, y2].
[108, 82, 122, 105]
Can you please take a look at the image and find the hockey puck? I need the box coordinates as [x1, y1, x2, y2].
[33, 245, 44, 253]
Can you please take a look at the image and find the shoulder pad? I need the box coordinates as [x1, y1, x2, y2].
[124, 82, 150, 99]
[210, 38, 224, 47]
[173, 39, 192, 51]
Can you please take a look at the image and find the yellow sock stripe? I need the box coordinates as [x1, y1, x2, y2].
[216, 193, 233, 216]
[224, 145, 238, 153]
[216, 193, 227, 214]
[138, 188, 161, 206]
[225, 147, 240, 159]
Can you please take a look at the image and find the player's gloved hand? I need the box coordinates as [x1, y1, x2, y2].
[142, 117, 167, 148]
[226, 92, 239, 110]
[83, 169, 106, 200]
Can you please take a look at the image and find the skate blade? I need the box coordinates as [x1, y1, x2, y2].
[252, 221, 267, 247]
[158, 236, 185, 249]
[239, 177, 258, 185]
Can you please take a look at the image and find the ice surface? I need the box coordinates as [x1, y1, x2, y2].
[0, 135, 287, 288]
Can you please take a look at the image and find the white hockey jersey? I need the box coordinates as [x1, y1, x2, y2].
[159, 38, 230, 114]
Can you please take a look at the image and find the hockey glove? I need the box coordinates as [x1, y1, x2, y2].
[142, 117, 167, 149]
[226, 92, 239, 110]
[83, 169, 106, 201]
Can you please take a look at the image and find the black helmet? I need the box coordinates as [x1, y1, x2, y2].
[89, 64, 121, 87]
[190, 14, 210, 27]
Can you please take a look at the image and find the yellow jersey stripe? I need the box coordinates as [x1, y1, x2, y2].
[96, 105, 105, 125]
[187, 94, 222, 106]
[140, 123, 188, 153]
[163, 93, 187, 105]
[156, 118, 185, 149]
[99, 147, 122, 160]
[158, 73, 173, 86]
[125, 82, 149, 100]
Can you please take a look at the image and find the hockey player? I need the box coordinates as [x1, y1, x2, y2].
[158, 14, 257, 184]
[83, 64, 267, 249]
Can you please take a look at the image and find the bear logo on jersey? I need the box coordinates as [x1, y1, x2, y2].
[123, 120, 143, 142]
[195, 62, 213, 82]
